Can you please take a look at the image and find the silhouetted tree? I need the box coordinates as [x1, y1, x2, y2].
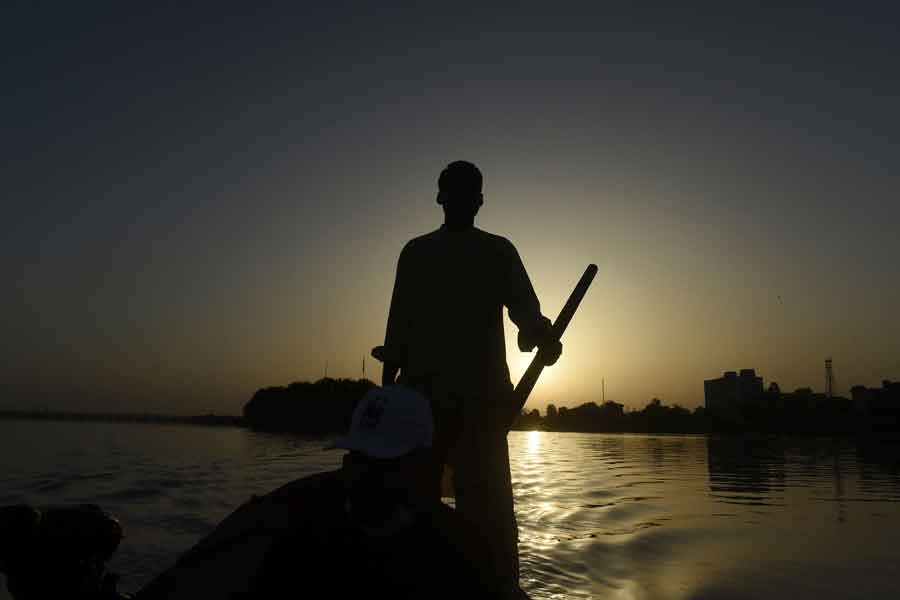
[243, 378, 377, 433]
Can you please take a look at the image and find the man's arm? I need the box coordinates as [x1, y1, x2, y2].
[382, 362, 400, 387]
[503, 242, 562, 366]
[383, 242, 412, 385]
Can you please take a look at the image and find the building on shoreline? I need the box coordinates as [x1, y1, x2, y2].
[704, 369, 764, 420]
[700, 364, 900, 432]
[850, 380, 900, 422]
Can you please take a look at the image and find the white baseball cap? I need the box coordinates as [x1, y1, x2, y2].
[330, 385, 434, 459]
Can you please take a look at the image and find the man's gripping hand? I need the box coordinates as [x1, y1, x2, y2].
[382, 363, 399, 387]
[538, 338, 563, 366]
[518, 316, 563, 366]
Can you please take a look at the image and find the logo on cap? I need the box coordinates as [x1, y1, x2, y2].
[328, 386, 434, 459]
[360, 394, 388, 429]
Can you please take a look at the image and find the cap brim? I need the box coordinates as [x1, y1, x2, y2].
[324, 434, 424, 459]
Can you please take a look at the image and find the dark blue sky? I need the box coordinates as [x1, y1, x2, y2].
[2, 3, 898, 412]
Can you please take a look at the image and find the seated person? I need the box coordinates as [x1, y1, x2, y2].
[138, 385, 519, 599]
[248, 384, 507, 599]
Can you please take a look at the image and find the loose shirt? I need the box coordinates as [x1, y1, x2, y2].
[384, 225, 546, 398]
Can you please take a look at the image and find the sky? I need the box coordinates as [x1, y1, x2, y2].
[2, 2, 898, 414]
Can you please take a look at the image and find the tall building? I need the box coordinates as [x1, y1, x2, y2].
[850, 380, 900, 421]
[704, 369, 765, 419]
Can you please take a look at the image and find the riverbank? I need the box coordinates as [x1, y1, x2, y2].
[0, 410, 243, 427]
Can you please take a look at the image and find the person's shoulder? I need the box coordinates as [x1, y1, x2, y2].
[411, 228, 444, 244]
[268, 469, 345, 502]
[471, 227, 508, 244]
[398, 229, 442, 258]
[473, 227, 519, 256]
[406, 228, 444, 248]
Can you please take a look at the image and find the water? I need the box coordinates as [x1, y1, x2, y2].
[1, 421, 898, 599]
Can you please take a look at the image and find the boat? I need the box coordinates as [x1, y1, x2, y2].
[2, 471, 529, 599]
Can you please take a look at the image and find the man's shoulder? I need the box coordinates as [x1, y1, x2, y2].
[470, 228, 522, 265]
[400, 227, 518, 261]
[472, 227, 516, 250]
[397, 231, 438, 264]
[407, 228, 443, 246]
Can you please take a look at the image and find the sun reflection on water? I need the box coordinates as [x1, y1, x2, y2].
[527, 429, 542, 455]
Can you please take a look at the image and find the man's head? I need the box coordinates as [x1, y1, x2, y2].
[437, 161, 483, 224]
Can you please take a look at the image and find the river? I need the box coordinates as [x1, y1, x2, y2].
[1, 420, 898, 598]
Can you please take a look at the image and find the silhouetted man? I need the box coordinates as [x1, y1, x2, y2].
[381, 160, 561, 592]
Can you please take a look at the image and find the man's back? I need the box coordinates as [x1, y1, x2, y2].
[379, 161, 560, 592]
[385, 225, 544, 398]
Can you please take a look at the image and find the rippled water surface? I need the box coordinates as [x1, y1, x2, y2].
[1, 421, 899, 599]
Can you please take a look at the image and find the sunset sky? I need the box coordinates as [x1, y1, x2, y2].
[3, 3, 898, 414]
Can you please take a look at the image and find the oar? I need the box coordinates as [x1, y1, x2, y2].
[508, 263, 598, 428]
[442, 264, 597, 496]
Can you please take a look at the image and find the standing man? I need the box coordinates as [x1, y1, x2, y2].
[380, 160, 561, 593]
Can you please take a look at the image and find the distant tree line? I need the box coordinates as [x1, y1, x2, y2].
[511, 384, 900, 435]
[241, 378, 900, 436]
[512, 399, 700, 433]
[0, 410, 241, 427]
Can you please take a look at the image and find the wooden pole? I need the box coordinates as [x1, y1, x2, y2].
[509, 264, 598, 427]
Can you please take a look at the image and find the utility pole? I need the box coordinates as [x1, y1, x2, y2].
[825, 357, 834, 398]
[602, 378, 606, 404]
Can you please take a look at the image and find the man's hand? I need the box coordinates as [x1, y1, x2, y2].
[382, 362, 399, 387]
[518, 316, 563, 366]
[537, 338, 562, 366]
[371, 346, 399, 387]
